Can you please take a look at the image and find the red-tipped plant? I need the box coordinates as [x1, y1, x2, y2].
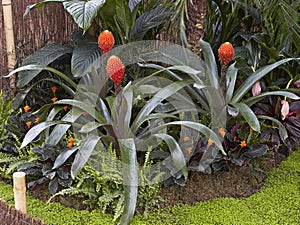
[106, 55, 125, 86]
[218, 42, 234, 65]
[98, 30, 115, 53]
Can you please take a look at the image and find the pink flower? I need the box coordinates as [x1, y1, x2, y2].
[252, 81, 261, 96]
[294, 79, 300, 89]
[281, 100, 289, 120]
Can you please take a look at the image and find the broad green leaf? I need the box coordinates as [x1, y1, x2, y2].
[116, 0, 132, 38]
[71, 134, 101, 178]
[244, 91, 300, 106]
[5, 65, 77, 89]
[231, 58, 298, 104]
[15, 44, 72, 88]
[225, 62, 238, 103]
[129, 5, 173, 41]
[132, 80, 190, 132]
[199, 39, 219, 89]
[53, 147, 78, 169]
[258, 115, 288, 140]
[118, 138, 138, 225]
[153, 133, 188, 179]
[233, 103, 260, 132]
[63, 0, 106, 31]
[71, 39, 101, 77]
[20, 121, 71, 149]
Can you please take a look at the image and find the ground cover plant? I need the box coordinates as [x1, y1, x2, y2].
[0, 0, 300, 224]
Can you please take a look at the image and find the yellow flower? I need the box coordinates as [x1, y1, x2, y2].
[35, 118, 40, 123]
[51, 97, 57, 103]
[218, 128, 226, 138]
[23, 105, 31, 113]
[51, 86, 57, 94]
[240, 140, 247, 148]
[183, 136, 190, 142]
[208, 139, 213, 146]
[26, 121, 32, 129]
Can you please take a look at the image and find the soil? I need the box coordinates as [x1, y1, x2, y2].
[24, 150, 286, 213]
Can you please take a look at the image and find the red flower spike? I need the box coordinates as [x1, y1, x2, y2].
[106, 55, 125, 85]
[98, 30, 115, 53]
[218, 42, 234, 65]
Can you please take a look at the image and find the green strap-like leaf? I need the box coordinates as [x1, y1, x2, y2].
[20, 121, 71, 149]
[225, 62, 238, 103]
[244, 91, 300, 106]
[63, 0, 106, 31]
[233, 102, 260, 132]
[118, 138, 138, 225]
[258, 115, 288, 140]
[199, 39, 219, 89]
[53, 147, 78, 170]
[71, 134, 101, 178]
[5, 65, 77, 89]
[153, 133, 188, 179]
[24, 0, 66, 17]
[231, 58, 298, 104]
[132, 80, 190, 133]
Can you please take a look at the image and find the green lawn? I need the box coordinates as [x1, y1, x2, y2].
[1, 149, 299, 225]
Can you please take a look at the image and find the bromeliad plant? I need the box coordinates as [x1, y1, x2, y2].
[7, 42, 226, 224]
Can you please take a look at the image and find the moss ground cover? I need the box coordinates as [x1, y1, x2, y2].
[0, 149, 299, 224]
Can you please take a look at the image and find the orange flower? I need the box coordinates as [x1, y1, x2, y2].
[183, 136, 190, 142]
[23, 105, 31, 113]
[63, 106, 68, 111]
[187, 147, 193, 154]
[249, 127, 253, 133]
[218, 128, 226, 138]
[67, 137, 75, 148]
[26, 121, 32, 129]
[35, 117, 40, 123]
[233, 136, 237, 142]
[51, 86, 57, 94]
[98, 30, 115, 53]
[240, 140, 247, 148]
[208, 139, 213, 147]
[82, 111, 88, 116]
[106, 55, 125, 85]
[51, 97, 57, 103]
[218, 42, 234, 65]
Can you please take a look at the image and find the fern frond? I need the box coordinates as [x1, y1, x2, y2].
[0, 152, 19, 164]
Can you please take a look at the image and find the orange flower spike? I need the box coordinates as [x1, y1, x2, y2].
[63, 106, 68, 111]
[98, 30, 115, 53]
[187, 147, 193, 155]
[26, 121, 32, 129]
[106, 55, 125, 85]
[23, 105, 31, 113]
[208, 139, 213, 147]
[51, 86, 57, 94]
[240, 140, 247, 148]
[68, 137, 75, 143]
[35, 118, 40, 124]
[51, 97, 57, 103]
[218, 42, 234, 65]
[218, 128, 226, 138]
[183, 136, 190, 142]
